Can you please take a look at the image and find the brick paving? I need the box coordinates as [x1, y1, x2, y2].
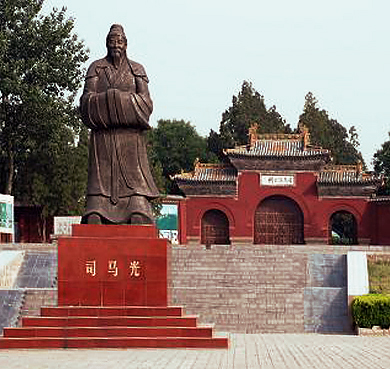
[1, 333, 390, 368]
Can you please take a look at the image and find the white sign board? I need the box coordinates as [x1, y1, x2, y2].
[260, 174, 295, 187]
[348, 251, 369, 296]
[0, 194, 14, 240]
[54, 216, 82, 236]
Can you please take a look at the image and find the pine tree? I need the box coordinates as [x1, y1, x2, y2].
[298, 92, 363, 165]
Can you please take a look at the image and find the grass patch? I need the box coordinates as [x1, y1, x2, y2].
[368, 255, 390, 294]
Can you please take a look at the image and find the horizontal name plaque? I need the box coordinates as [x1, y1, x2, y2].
[260, 174, 295, 187]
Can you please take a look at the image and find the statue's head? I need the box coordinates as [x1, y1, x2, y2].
[106, 24, 127, 67]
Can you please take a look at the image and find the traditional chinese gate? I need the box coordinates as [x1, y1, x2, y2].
[254, 195, 304, 245]
[201, 209, 230, 245]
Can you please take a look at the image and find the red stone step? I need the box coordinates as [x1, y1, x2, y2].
[3, 326, 213, 338]
[71, 224, 158, 238]
[0, 336, 229, 349]
[41, 306, 183, 317]
[22, 316, 198, 328]
[0, 305, 229, 349]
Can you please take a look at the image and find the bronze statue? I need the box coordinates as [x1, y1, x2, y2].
[80, 24, 159, 225]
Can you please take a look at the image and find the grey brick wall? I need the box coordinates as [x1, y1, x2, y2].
[170, 245, 352, 333]
[169, 245, 307, 333]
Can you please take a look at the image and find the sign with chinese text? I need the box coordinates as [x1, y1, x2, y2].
[260, 174, 295, 187]
[57, 225, 168, 307]
[0, 194, 14, 239]
[54, 216, 82, 236]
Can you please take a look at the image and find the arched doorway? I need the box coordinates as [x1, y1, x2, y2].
[329, 211, 358, 245]
[201, 209, 230, 245]
[254, 195, 304, 244]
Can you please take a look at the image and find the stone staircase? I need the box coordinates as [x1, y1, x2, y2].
[0, 306, 228, 349]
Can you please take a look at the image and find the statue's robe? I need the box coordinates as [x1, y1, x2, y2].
[80, 56, 159, 223]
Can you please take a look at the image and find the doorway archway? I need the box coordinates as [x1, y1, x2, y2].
[254, 195, 304, 244]
[329, 211, 358, 245]
[201, 209, 230, 245]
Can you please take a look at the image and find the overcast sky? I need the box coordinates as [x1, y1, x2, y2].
[43, 0, 390, 169]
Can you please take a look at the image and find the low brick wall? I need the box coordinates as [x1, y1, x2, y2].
[169, 244, 356, 334]
[169, 244, 307, 333]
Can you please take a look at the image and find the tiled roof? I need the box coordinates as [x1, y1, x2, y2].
[370, 196, 390, 202]
[173, 163, 237, 183]
[225, 139, 330, 159]
[318, 166, 382, 186]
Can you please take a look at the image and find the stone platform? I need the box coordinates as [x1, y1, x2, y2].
[0, 225, 228, 349]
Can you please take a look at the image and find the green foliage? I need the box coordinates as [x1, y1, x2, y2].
[373, 132, 390, 195]
[0, 0, 89, 215]
[298, 92, 363, 165]
[352, 294, 390, 328]
[148, 119, 217, 194]
[209, 81, 291, 157]
[368, 257, 390, 294]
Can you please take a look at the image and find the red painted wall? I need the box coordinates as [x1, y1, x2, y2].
[371, 201, 390, 245]
[178, 171, 387, 245]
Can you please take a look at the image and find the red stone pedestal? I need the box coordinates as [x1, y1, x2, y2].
[58, 225, 167, 307]
[0, 225, 228, 349]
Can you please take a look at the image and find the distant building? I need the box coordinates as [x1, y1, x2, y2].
[14, 205, 53, 243]
[173, 125, 390, 245]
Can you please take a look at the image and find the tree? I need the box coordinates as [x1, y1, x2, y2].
[14, 122, 89, 216]
[0, 1, 89, 215]
[148, 119, 216, 193]
[298, 92, 363, 165]
[373, 133, 390, 195]
[209, 81, 291, 157]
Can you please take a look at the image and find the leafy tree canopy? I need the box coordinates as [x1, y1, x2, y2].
[148, 119, 216, 194]
[0, 0, 89, 215]
[208, 81, 291, 157]
[298, 92, 363, 165]
[373, 132, 390, 195]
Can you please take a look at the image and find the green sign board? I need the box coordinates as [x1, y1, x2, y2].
[156, 204, 178, 244]
[0, 195, 14, 236]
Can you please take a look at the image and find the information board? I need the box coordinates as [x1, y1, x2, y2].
[0, 194, 14, 241]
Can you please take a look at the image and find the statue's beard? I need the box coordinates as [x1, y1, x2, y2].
[110, 49, 125, 68]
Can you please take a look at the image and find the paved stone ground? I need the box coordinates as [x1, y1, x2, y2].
[1, 333, 390, 368]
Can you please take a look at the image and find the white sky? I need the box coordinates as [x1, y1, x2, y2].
[43, 0, 390, 169]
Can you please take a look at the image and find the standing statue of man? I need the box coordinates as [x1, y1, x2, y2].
[80, 24, 159, 225]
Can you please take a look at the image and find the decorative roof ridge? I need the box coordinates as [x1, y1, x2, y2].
[194, 161, 234, 170]
[255, 133, 302, 141]
[172, 159, 237, 182]
[224, 124, 330, 159]
[323, 163, 363, 173]
[318, 164, 383, 186]
[248, 122, 312, 148]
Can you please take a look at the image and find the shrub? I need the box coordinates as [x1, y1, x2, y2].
[352, 294, 390, 328]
